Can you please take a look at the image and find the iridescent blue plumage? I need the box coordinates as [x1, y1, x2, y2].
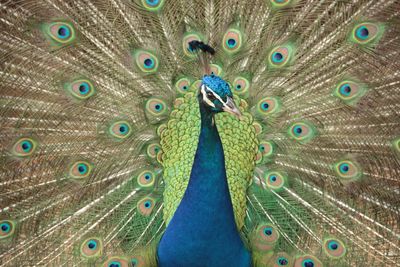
[157, 75, 250, 266]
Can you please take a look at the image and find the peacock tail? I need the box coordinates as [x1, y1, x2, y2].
[0, 0, 399, 266]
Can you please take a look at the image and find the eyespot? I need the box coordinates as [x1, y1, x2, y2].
[222, 28, 243, 54]
[334, 159, 361, 180]
[80, 238, 103, 259]
[137, 197, 156, 216]
[288, 121, 316, 143]
[264, 171, 286, 191]
[271, 252, 292, 267]
[145, 98, 167, 116]
[134, 50, 159, 73]
[294, 255, 322, 267]
[257, 97, 281, 115]
[333, 80, 366, 104]
[183, 33, 203, 57]
[209, 64, 223, 76]
[323, 238, 346, 258]
[67, 79, 95, 100]
[259, 141, 275, 158]
[141, 0, 165, 11]
[103, 257, 129, 267]
[69, 161, 92, 179]
[268, 45, 294, 68]
[12, 137, 37, 157]
[137, 170, 156, 188]
[146, 143, 161, 159]
[0, 220, 16, 239]
[130, 256, 146, 267]
[270, 0, 292, 7]
[46, 22, 75, 44]
[253, 223, 279, 251]
[351, 22, 383, 45]
[109, 121, 132, 139]
[232, 76, 250, 96]
[175, 77, 192, 94]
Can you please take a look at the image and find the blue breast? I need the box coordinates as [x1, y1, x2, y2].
[157, 107, 251, 266]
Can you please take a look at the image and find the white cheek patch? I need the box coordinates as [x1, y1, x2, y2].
[201, 85, 216, 108]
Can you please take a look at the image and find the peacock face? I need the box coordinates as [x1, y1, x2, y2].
[199, 74, 241, 117]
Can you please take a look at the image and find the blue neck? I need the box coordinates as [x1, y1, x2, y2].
[157, 102, 251, 267]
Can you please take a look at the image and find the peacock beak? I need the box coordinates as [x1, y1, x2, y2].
[223, 97, 242, 119]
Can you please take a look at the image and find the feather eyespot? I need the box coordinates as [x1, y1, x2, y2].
[69, 161, 92, 179]
[334, 159, 361, 180]
[175, 77, 192, 94]
[257, 97, 281, 115]
[146, 143, 161, 159]
[109, 121, 132, 139]
[134, 50, 159, 73]
[130, 256, 146, 267]
[0, 220, 16, 239]
[271, 253, 292, 266]
[137, 170, 155, 188]
[351, 22, 383, 45]
[103, 257, 129, 267]
[294, 255, 322, 267]
[46, 22, 76, 44]
[222, 28, 243, 53]
[146, 98, 167, 116]
[137, 197, 156, 216]
[323, 238, 346, 258]
[265, 171, 286, 191]
[209, 64, 223, 76]
[268, 45, 294, 68]
[253, 223, 279, 251]
[270, 0, 292, 7]
[67, 79, 95, 100]
[333, 80, 366, 104]
[12, 137, 37, 157]
[232, 76, 250, 96]
[141, 0, 164, 11]
[288, 121, 316, 143]
[183, 33, 203, 57]
[80, 238, 103, 259]
[259, 141, 274, 157]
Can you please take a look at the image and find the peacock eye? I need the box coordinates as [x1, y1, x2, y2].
[109, 121, 132, 139]
[351, 22, 383, 45]
[12, 137, 37, 157]
[80, 237, 103, 259]
[334, 159, 361, 181]
[69, 161, 92, 179]
[0, 220, 16, 239]
[67, 79, 95, 100]
[137, 170, 156, 188]
[294, 255, 322, 267]
[141, 0, 165, 11]
[323, 238, 346, 258]
[46, 22, 76, 44]
[134, 50, 159, 73]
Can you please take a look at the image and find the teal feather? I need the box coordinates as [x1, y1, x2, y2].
[1, 1, 400, 266]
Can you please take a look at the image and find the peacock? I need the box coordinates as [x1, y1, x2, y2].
[0, 0, 399, 266]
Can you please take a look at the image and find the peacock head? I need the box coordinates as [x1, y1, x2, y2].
[199, 74, 241, 118]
